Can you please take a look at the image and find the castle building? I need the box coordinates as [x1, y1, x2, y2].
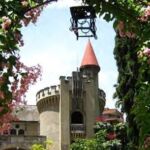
[0, 40, 106, 150]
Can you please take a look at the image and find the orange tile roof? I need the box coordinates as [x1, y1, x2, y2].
[80, 40, 100, 69]
[96, 108, 124, 123]
[102, 108, 123, 116]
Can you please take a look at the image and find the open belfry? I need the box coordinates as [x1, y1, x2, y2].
[0, 40, 106, 150]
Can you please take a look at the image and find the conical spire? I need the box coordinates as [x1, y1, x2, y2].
[80, 40, 100, 71]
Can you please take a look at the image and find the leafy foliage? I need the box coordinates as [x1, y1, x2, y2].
[70, 122, 127, 150]
[113, 32, 150, 149]
[31, 139, 53, 150]
[81, 0, 150, 149]
[82, 0, 150, 45]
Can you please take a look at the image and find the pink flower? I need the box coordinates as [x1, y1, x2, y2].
[139, 6, 150, 22]
[11, 58, 41, 104]
[143, 48, 150, 56]
[1, 16, 12, 30]
[22, 7, 42, 26]
[14, 31, 24, 46]
[117, 21, 135, 38]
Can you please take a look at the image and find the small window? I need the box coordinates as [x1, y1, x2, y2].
[3, 130, 9, 135]
[10, 129, 16, 135]
[18, 129, 24, 135]
[15, 124, 20, 128]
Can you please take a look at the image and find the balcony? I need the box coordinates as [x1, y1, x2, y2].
[71, 124, 85, 133]
[70, 124, 85, 139]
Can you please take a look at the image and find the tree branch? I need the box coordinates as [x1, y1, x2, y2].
[25, 0, 57, 13]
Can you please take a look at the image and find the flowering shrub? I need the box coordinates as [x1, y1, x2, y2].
[140, 6, 150, 22]
[82, 0, 150, 149]
[0, 0, 44, 132]
[143, 48, 150, 57]
[117, 21, 135, 38]
[70, 122, 126, 150]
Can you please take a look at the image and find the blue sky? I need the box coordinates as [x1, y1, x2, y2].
[20, 1, 118, 108]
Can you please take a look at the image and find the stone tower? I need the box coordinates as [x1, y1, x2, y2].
[36, 85, 60, 150]
[36, 40, 105, 150]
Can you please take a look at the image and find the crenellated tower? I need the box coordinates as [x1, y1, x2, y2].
[36, 40, 105, 150]
[36, 85, 60, 150]
[60, 40, 105, 149]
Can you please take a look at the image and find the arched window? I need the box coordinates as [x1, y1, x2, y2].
[18, 129, 24, 135]
[10, 129, 16, 135]
[71, 111, 83, 124]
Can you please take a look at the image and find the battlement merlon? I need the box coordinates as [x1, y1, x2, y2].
[36, 85, 60, 102]
[59, 76, 72, 83]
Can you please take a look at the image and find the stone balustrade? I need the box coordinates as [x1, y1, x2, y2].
[70, 124, 85, 133]
[71, 132, 85, 139]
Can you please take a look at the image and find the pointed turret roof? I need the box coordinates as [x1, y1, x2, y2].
[80, 40, 100, 71]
